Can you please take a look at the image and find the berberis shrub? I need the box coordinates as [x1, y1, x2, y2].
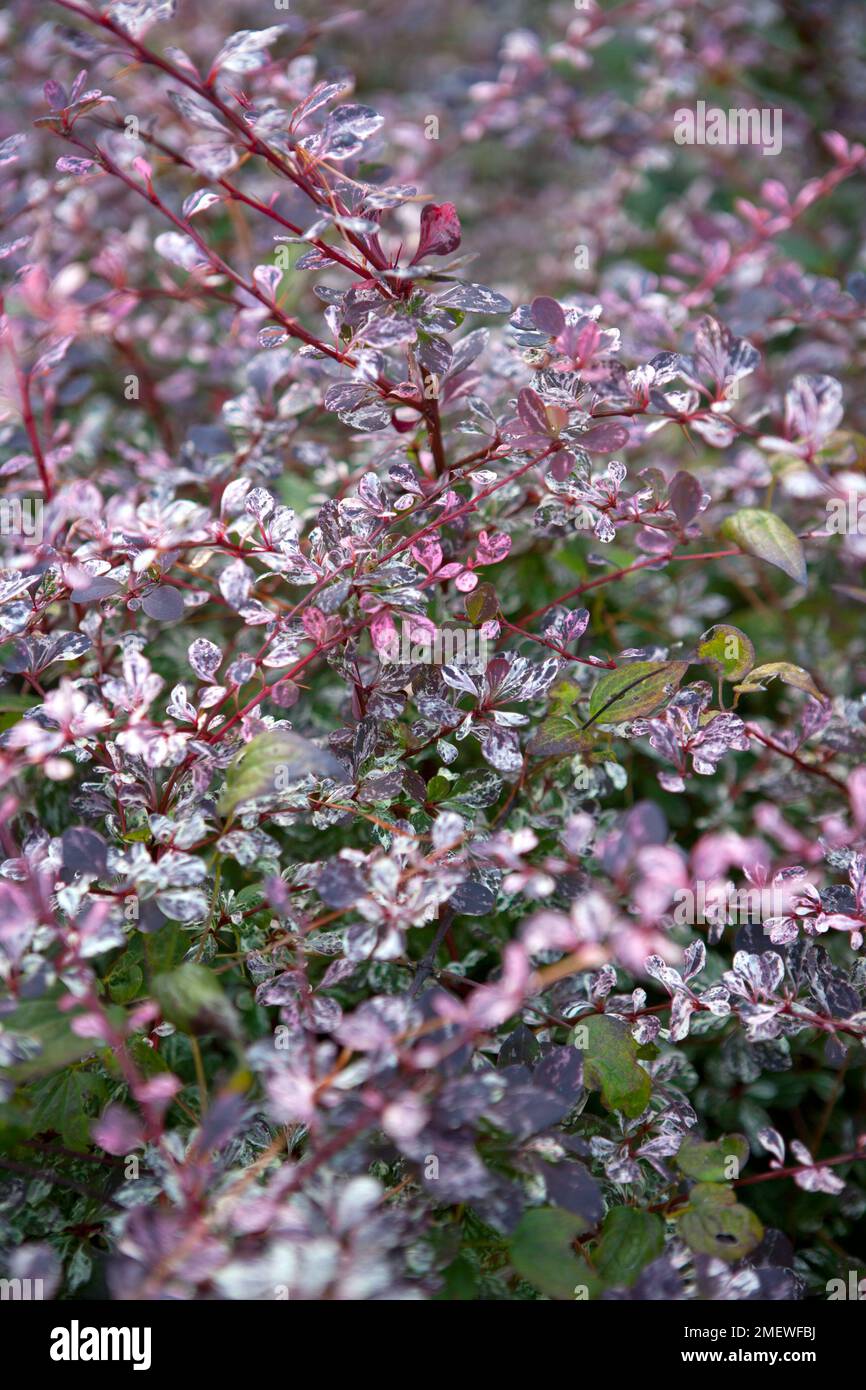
[0, 0, 865, 1303]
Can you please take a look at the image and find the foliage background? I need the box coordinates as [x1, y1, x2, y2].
[0, 0, 865, 1302]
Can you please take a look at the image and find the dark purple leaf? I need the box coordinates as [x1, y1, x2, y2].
[142, 586, 185, 623]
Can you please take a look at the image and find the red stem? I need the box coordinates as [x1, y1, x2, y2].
[0, 306, 54, 499]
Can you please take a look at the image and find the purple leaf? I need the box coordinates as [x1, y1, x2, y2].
[668, 470, 703, 524]
[581, 422, 629, 453]
[531, 296, 566, 337]
[142, 585, 185, 623]
[411, 202, 462, 263]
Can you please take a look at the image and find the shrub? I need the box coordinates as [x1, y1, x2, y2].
[0, 0, 865, 1301]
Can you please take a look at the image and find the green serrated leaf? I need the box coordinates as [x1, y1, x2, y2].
[696, 625, 755, 681]
[510, 1207, 598, 1300]
[721, 507, 807, 585]
[676, 1132, 750, 1182]
[28, 1070, 106, 1150]
[595, 1207, 664, 1288]
[586, 661, 688, 726]
[678, 1182, 763, 1263]
[106, 960, 144, 1005]
[577, 1013, 652, 1118]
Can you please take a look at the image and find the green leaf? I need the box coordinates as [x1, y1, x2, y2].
[678, 1182, 763, 1263]
[218, 728, 344, 818]
[595, 1207, 664, 1288]
[144, 921, 187, 977]
[232, 885, 267, 911]
[529, 679, 591, 756]
[106, 960, 144, 1005]
[528, 714, 587, 759]
[676, 1132, 750, 1182]
[0, 691, 40, 713]
[0, 687, 40, 732]
[0, 1097, 38, 1150]
[510, 1207, 598, 1300]
[465, 582, 499, 625]
[426, 773, 455, 801]
[586, 661, 688, 725]
[577, 1013, 652, 1118]
[67, 1247, 93, 1293]
[732, 660, 825, 704]
[28, 1070, 106, 1150]
[721, 508, 806, 585]
[548, 678, 582, 711]
[437, 1255, 479, 1301]
[121, 825, 152, 843]
[0, 997, 101, 1083]
[696, 625, 755, 681]
[152, 963, 240, 1039]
